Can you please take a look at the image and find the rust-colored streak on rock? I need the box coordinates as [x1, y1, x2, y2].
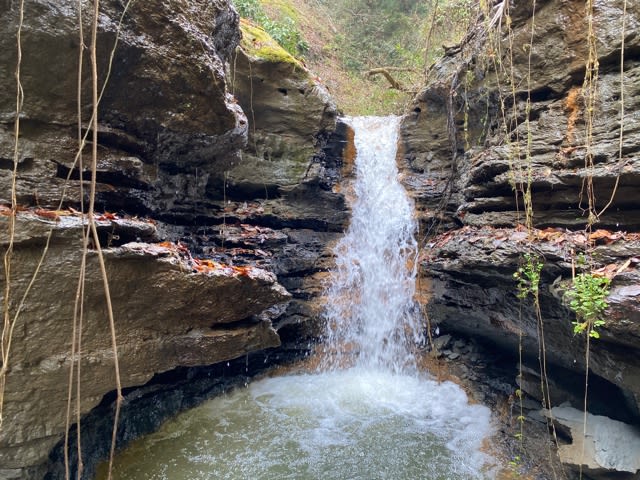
[341, 123, 357, 178]
[564, 86, 582, 146]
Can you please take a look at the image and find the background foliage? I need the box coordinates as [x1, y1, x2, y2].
[233, 0, 478, 114]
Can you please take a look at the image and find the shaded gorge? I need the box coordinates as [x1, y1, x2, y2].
[96, 117, 495, 479]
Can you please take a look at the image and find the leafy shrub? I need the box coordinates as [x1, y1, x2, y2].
[565, 273, 611, 338]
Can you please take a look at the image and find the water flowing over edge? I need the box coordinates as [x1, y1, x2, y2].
[95, 116, 498, 480]
[321, 115, 423, 373]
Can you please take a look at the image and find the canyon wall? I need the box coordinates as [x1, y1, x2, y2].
[400, 0, 640, 476]
[0, 1, 346, 477]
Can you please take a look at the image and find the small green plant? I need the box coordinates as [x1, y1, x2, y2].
[513, 253, 543, 299]
[565, 272, 610, 338]
[509, 454, 522, 469]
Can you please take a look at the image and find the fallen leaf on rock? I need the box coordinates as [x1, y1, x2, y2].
[231, 265, 252, 275]
[592, 263, 619, 278]
[0, 205, 28, 216]
[193, 258, 222, 273]
[592, 259, 632, 279]
[34, 208, 63, 221]
[572, 233, 588, 245]
[588, 229, 622, 244]
[96, 211, 118, 221]
[192, 258, 252, 277]
[150, 241, 192, 258]
[536, 227, 566, 243]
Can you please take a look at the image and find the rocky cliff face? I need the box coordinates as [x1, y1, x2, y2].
[400, 0, 640, 477]
[0, 1, 346, 478]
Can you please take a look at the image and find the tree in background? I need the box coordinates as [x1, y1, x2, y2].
[232, 0, 477, 114]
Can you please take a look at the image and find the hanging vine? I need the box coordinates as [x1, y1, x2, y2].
[0, 0, 24, 432]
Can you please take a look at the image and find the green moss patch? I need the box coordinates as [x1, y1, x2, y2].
[240, 19, 303, 67]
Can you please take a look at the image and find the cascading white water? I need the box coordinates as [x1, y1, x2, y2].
[323, 116, 422, 372]
[98, 117, 497, 480]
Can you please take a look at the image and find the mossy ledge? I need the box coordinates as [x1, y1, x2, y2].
[239, 18, 304, 68]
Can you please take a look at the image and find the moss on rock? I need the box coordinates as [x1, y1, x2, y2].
[239, 18, 303, 68]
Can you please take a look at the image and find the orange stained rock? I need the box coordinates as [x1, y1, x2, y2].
[564, 86, 581, 146]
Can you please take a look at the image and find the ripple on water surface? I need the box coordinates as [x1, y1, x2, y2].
[98, 368, 494, 480]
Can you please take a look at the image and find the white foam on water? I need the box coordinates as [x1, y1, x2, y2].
[102, 369, 494, 480]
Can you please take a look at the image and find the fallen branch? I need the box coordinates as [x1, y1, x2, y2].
[365, 67, 415, 91]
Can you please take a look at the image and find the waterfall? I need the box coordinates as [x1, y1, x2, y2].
[323, 116, 423, 372]
[100, 116, 497, 480]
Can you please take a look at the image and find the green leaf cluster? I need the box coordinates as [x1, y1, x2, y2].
[565, 273, 610, 339]
[513, 253, 543, 300]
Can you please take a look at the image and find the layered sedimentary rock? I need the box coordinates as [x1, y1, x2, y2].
[402, 0, 640, 231]
[218, 19, 349, 341]
[0, 214, 286, 478]
[400, 1, 640, 475]
[0, 1, 347, 477]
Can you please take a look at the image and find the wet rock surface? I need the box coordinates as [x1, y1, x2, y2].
[0, 213, 286, 477]
[43, 350, 301, 480]
[0, 0, 348, 477]
[543, 405, 640, 479]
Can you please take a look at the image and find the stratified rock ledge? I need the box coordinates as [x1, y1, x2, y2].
[0, 212, 288, 475]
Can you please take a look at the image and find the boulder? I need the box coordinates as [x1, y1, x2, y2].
[542, 405, 640, 479]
